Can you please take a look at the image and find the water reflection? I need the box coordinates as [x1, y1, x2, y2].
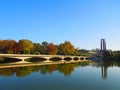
[0, 61, 120, 80]
[101, 61, 120, 79]
[101, 63, 107, 79]
[0, 62, 89, 77]
[92, 62, 109, 79]
[91, 61, 120, 79]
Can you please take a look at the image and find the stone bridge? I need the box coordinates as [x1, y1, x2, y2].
[0, 54, 88, 63]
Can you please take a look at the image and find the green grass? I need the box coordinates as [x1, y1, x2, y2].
[80, 53, 92, 56]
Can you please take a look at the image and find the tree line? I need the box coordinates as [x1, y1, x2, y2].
[0, 39, 88, 55]
[103, 51, 120, 62]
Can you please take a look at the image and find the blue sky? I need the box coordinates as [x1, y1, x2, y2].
[0, 0, 120, 50]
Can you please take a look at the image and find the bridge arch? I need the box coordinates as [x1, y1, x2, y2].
[49, 57, 62, 62]
[73, 57, 79, 61]
[64, 57, 72, 61]
[0, 57, 22, 63]
[80, 57, 84, 60]
[26, 57, 47, 62]
[85, 57, 89, 60]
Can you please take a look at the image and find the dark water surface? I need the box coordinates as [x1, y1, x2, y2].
[0, 62, 120, 90]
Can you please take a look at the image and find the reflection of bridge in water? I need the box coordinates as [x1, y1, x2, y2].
[0, 54, 88, 63]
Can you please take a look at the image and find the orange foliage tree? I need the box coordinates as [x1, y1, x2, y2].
[49, 43, 57, 55]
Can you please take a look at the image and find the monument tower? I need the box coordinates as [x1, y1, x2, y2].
[100, 39, 106, 51]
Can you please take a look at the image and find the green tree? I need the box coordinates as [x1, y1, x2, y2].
[32, 43, 41, 54]
[40, 41, 49, 54]
[18, 39, 33, 54]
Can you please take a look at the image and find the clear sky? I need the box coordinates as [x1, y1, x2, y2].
[0, 0, 120, 50]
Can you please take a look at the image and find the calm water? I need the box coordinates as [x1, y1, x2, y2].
[0, 62, 120, 90]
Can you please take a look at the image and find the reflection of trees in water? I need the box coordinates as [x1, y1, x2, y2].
[59, 64, 74, 76]
[0, 68, 14, 77]
[1, 61, 120, 79]
[16, 67, 33, 77]
[0, 62, 89, 77]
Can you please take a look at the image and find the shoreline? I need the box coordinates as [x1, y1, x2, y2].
[0, 60, 89, 68]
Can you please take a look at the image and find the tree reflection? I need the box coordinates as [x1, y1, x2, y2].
[16, 67, 32, 77]
[0, 68, 14, 77]
[0, 62, 89, 77]
[1, 61, 120, 79]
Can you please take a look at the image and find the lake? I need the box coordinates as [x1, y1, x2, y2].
[0, 61, 120, 90]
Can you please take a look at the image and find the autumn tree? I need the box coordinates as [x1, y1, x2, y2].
[7, 40, 17, 54]
[1, 40, 10, 53]
[18, 39, 33, 54]
[49, 43, 57, 55]
[0, 39, 17, 53]
[58, 41, 75, 55]
[0, 40, 3, 53]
